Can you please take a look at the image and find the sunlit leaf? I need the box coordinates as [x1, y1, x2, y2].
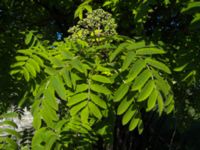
[181, 2, 200, 13]
[25, 32, 33, 45]
[114, 83, 130, 102]
[129, 117, 139, 131]
[91, 75, 113, 83]
[165, 103, 174, 114]
[0, 120, 17, 128]
[173, 63, 188, 72]
[126, 59, 146, 83]
[117, 97, 134, 115]
[131, 70, 151, 91]
[33, 114, 41, 130]
[121, 51, 136, 71]
[91, 84, 111, 94]
[89, 102, 102, 119]
[25, 62, 36, 77]
[23, 67, 30, 81]
[29, 58, 40, 72]
[68, 93, 88, 106]
[136, 47, 166, 55]
[62, 69, 72, 88]
[90, 93, 107, 109]
[70, 101, 87, 116]
[122, 105, 137, 125]
[137, 119, 144, 134]
[146, 89, 158, 112]
[137, 80, 154, 102]
[45, 135, 57, 150]
[81, 106, 89, 123]
[76, 84, 88, 93]
[165, 95, 174, 106]
[109, 42, 129, 61]
[145, 58, 171, 74]
[51, 75, 66, 100]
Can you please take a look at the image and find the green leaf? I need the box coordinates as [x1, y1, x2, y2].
[136, 47, 166, 55]
[71, 58, 86, 74]
[45, 135, 57, 150]
[62, 69, 72, 88]
[81, 106, 89, 123]
[191, 13, 200, 24]
[103, 1, 112, 7]
[126, 41, 146, 50]
[152, 69, 171, 96]
[182, 70, 196, 82]
[137, 119, 144, 134]
[84, 5, 92, 13]
[32, 55, 44, 67]
[0, 112, 18, 119]
[109, 42, 128, 61]
[121, 51, 136, 71]
[155, 79, 170, 97]
[44, 86, 58, 110]
[114, 83, 130, 102]
[0, 120, 17, 128]
[25, 32, 33, 45]
[173, 63, 188, 72]
[91, 84, 111, 94]
[25, 62, 36, 77]
[29, 58, 40, 72]
[157, 93, 164, 116]
[76, 84, 88, 93]
[91, 75, 113, 83]
[37, 52, 49, 60]
[146, 89, 158, 111]
[96, 65, 111, 73]
[165, 95, 174, 106]
[51, 75, 66, 100]
[90, 93, 107, 109]
[165, 103, 174, 114]
[117, 97, 134, 115]
[33, 114, 41, 130]
[41, 101, 58, 126]
[164, 0, 170, 5]
[181, 2, 200, 13]
[16, 56, 29, 61]
[129, 117, 139, 131]
[68, 93, 88, 106]
[70, 73, 79, 88]
[23, 67, 30, 81]
[131, 70, 151, 91]
[51, 57, 64, 67]
[74, 0, 92, 19]
[137, 80, 154, 102]
[32, 128, 46, 149]
[2, 137, 18, 149]
[74, 7, 83, 19]
[61, 50, 74, 60]
[3, 128, 21, 138]
[145, 58, 171, 74]
[126, 59, 146, 83]
[70, 101, 87, 116]
[55, 120, 68, 133]
[10, 69, 21, 75]
[89, 102, 102, 119]
[11, 61, 26, 68]
[122, 105, 136, 125]
[45, 67, 57, 75]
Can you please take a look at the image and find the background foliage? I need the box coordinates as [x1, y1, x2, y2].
[0, 0, 200, 150]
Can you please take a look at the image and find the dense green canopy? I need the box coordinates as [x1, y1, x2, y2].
[0, 0, 200, 150]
